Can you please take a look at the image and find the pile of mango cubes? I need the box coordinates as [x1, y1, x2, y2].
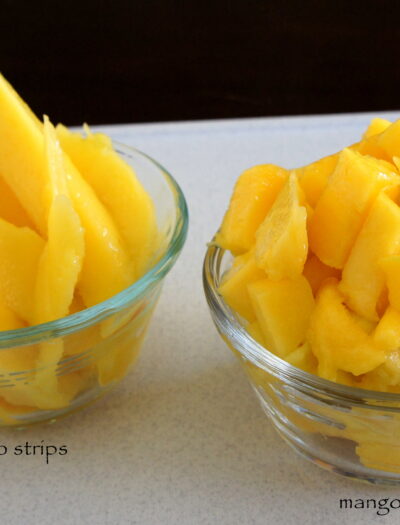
[217, 118, 400, 392]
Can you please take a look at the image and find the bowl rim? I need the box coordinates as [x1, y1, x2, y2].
[0, 142, 188, 348]
[203, 241, 400, 408]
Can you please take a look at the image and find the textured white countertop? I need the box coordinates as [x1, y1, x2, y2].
[3, 112, 400, 525]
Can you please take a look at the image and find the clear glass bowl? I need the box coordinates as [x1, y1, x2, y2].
[203, 243, 400, 486]
[0, 143, 188, 427]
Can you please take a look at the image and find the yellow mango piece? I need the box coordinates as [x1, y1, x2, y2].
[219, 251, 265, 321]
[335, 370, 358, 388]
[0, 294, 36, 374]
[363, 350, 400, 390]
[34, 119, 84, 325]
[340, 193, 400, 321]
[380, 255, 400, 312]
[0, 218, 44, 323]
[216, 164, 287, 254]
[0, 75, 134, 310]
[0, 176, 34, 228]
[394, 156, 400, 173]
[97, 312, 151, 386]
[356, 441, 400, 473]
[308, 280, 386, 381]
[63, 155, 134, 307]
[376, 120, 400, 159]
[355, 136, 393, 163]
[295, 153, 338, 207]
[248, 276, 314, 357]
[0, 74, 47, 234]
[34, 195, 84, 324]
[0, 293, 24, 331]
[31, 118, 85, 403]
[58, 367, 94, 400]
[362, 117, 392, 139]
[354, 118, 393, 162]
[309, 148, 399, 269]
[349, 311, 377, 335]
[57, 125, 157, 275]
[246, 321, 265, 345]
[303, 254, 340, 295]
[255, 172, 308, 279]
[373, 306, 400, 353]
[285, 342, 317, 374]
[0, 376, 72, 410]
[63, 323, 101, 358]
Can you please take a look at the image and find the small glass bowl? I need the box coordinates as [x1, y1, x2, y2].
[0, 143, 188, 427]
[203, 243, 400, 486]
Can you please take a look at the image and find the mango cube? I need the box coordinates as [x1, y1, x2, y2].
[255, 172, 308, 279]
[216, 116, 400, 473]
[340, 193, 400, 321]
[362, 118, 392, 139]
[285, 342, 317, 374]
[246, 321, 265, 346]
[248, 276, 314, 357]
[309, 148, 399, 269]
[295, 153, 338, 207]
[380, 255, 400, 312]
[373, 306, 400, 352]
[219, 250, 265, 321]
[377, 120, 400, 159]
[308, 280, 385, 380]
[217, 164, 287, 254]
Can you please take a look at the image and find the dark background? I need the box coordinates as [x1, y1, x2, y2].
[1, 0, 399, 125]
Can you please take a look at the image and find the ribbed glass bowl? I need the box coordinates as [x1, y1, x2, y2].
[0, 143, 188, 427]
[203, 242, 400, 485]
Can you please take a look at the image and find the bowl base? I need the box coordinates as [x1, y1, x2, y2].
[276, 426, 400, 486]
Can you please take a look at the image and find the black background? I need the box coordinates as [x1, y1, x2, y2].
[1, 0, 400, 125]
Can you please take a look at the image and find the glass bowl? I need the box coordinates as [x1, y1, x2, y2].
[0, 143, 188, 427]
[203, 243, 400, 486]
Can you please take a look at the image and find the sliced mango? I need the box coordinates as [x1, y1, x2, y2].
[0, 218, 44, 323]
[355, 137, 393, 163]
[255, 172, 308, 279]
[362, 117, 392, 139]
[380, 255, 400, 312]
[0, 294, 36, 374]
[0, 176, 34, 228]
[216, 164, 287, 254]
[285, 342, 317, 374]
[248, 276, 314, 357]
[0, 75, 135, 311]
[308, 280, 385, 381]
[64, 155, 135, 307]
[0, 74, 160, 421]
[34, 118, 84, 324]
[219, 250, 265, 322]
[377, 120, 400, 159]
[373, 306, 400, 353]
[340, 193, 400, 321]
[246, 321, 265, 346]
[0, 74, 47, 234]
[57, 125, 157, 276]
[295, 153, 338, 207]
[309, 148, 399, 269]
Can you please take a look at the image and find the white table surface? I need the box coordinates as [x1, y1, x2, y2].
[4, 112, 400, 525]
